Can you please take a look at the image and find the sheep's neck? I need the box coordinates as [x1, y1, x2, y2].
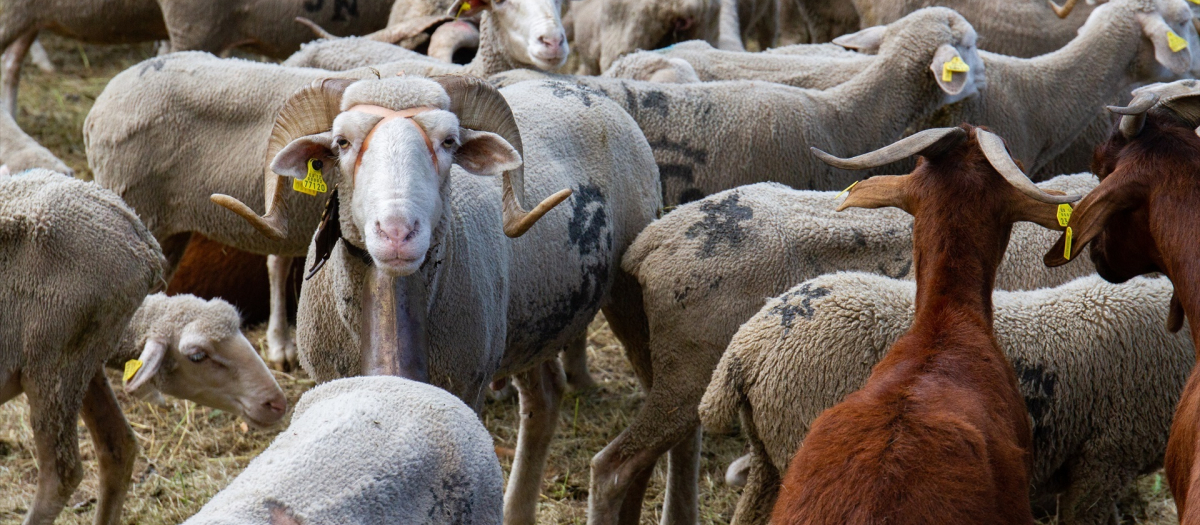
[464, 13, 516, 77]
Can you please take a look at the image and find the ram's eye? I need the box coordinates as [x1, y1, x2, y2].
[336, 137, 351, 148]
[442, 137, 457, 149]
[187, 351, 208, 363]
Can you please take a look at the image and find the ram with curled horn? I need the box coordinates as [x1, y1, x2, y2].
[218, 74, 661, 525]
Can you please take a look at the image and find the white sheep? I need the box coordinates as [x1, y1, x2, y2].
[182, 376, 504, 525]
[564, 0, 720, 75]
[703, 272, 1192, 525]
[596, 174, 1099, 524]
[214, 75, 659, 525]
[492, 7, 986, 206]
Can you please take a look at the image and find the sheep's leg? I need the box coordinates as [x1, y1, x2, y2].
[503, 359, 565, 525]
[1058, 445, 1130, 525]
[266, 254, 298, 371]
[730, 452, 780, 525]
[80, 370, 137, 525]
[561, 331, 597, 391]
[617, 465, 656, 525]
[21, 367, 86, 525]
[1, 28, 37, 116]
[661, 426, 701, 525]
[29, 39, 54, 73]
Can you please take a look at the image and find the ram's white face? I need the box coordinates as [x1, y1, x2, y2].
[492, 0, 569, 69]
[273, 107, 521, 277]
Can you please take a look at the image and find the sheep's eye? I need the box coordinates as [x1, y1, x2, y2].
[187, 351, 208, 363]
[336, 137, 351, 148]
[442, 137, 457, 149]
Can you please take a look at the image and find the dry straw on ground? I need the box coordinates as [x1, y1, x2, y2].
[0, 34, 1180, 524]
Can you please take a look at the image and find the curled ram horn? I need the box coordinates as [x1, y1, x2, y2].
[432, 75, 572, 237]
[810, 127, 968, 170]
[976, 129, 1082, 204]
[1047, 0, 1078, 19]
[427, 20, 480, 63]
[1107, 91, 1161, 139]
[211, 77, 357, 240]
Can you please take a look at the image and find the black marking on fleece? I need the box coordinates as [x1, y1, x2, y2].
[767, 283, 830, 333]
[543, 81, 607, 107]
[1013, 357, 1057, 447]
[684, 193, 753, 258]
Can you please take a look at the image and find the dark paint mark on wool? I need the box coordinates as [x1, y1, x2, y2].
[768, 283, 829, 333]
[332, 0, 360, 21]
[303, 0, 323, 12]
[684, 193, 753, 258]
[427, 471, 476, 521]
[138, 59, 166, 77]
[679, 188, 706, 204]
[659, 164, 694, 184]
[543, 81, 606, 107]
[878, 259, 912, 279]
[640, 90, 670, 117]
[648, 137, 708, 165]
[1012, 357, 1058, 447]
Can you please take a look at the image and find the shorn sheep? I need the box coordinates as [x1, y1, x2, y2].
[0, 170, 287, 525]
[215, 75, 659, 525]
[182, 376, 504, 525]
[603, 174, 1098, 523]
[705, 273, 1191, 525]
[770, 125, 1080, 524]
[1044, 80, 1200, 523]
[492, 7, 987, 206]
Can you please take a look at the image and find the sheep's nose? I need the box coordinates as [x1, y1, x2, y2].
[264, 395, 287, 416]
[674, 17, 695, 32]
[538, 32, 564, 50]
[376, 219, 419, 248]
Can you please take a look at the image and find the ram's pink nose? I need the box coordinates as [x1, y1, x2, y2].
[538, 32, 564, 50]
[376, 219, 420, 252]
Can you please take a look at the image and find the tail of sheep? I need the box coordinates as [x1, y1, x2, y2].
[699, 351, 745, 435]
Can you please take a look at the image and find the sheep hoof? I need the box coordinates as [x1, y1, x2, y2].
[565, 372, 599, 392]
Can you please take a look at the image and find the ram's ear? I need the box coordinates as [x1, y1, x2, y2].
[448, 0, 491, 18]
[1139, 11, 1195, 76]
[454, 129, 522, 176]
[125, 339, 168, 394]
[835, 175, 914, 215]
[832, 25, 886, 54]
[271, 132, 336, 180]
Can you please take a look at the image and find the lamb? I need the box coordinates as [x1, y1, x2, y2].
[182, 376, 504, 525]
[0, 170, 287, 525]
[596, 174, 1098, 524]
[283, 0, 568, 78]
[215, 75, 659, 524]
[492, 7, 987, 206]
[706, 273, 1192, 524]
[564, 0, 720, 75]
[1043, 80, 1200, 523]
[606, 0, 1200, 180]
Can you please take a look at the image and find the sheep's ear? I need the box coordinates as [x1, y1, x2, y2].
[1044, 173, 1144, 266]
[1138, 11, 1195, 76]
[929, 44, 975, 97]
[448, 0, 491, 18]
[454, 129, 522, 176]
[835, 175, 913, 214]
[125, 339, 168, 394]
[271, 132, 336, 180]
[832, 25, 886, 54]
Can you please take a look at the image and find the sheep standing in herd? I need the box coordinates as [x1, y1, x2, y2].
[706, 273, 1192, 524]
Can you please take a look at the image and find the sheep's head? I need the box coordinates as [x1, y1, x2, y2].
[1078, 0, 1200, 78]
[124, 295, 287, 428]
[453, 0, 569, 69]
[1044, 80, 1200, 332]
[874, 8, 987, 105]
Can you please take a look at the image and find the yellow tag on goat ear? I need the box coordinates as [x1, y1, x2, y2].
[1168, 30, 1189, 53]
[456, 1, 471, 17]
[942, 56, 970, 82]
[123, 359, 143, 383]
[293, 159, 328, 196]
[1056, 203, 1072, 227]
[1063, 226, 1074, 261]
[835, 180, 858, 200]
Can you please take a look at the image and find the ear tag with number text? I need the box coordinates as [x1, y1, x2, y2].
[293, 159, 328, 196]
[1063, 226, 1073, 261]
[457, 1, 472, 17]
[123, 359, 144, 383]
[835, 180, 859, 201]
[1056, 203, 1072, 227]
[1168, 30, 1189, 53]
[942, 56, 970, 82]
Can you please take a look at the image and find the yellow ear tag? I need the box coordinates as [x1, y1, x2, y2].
[942, 56, 970, 82]
[293, 159, 328, 196]
[1056, 203, 1072, 227]
[456, 1, 471, 17]
[1168, 30, 1189, 53]
[835, 180, 859, 200]
[123, 359, 144, 383]
[1063, 226, 1073, 261]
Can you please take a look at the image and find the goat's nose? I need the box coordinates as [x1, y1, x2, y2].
[376, 219, 419, 247]
[538, 32, 564, 49]
[264, 395, 287, 416]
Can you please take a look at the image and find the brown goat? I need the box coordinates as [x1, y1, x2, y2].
[771, 125, 1080, 525]
[166, 234, 302, 326]
[1044, 80, 1200, 523]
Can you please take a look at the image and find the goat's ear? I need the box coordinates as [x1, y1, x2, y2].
[1043, 175, 1143, 266]
[271, 132, 336, 180]
[1009, 191, 1071, 231]
[835, 175, 913, 214]
[1139, 11, 1195, 76]
[929, 44, 976, 97]
[832, 25, 886, 54]
[448, 0, 491, 18]
[454, 129, 522, 176]
[125, 339, 168, 394]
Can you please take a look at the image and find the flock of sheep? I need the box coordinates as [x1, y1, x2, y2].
[5, 0, 1200, 523]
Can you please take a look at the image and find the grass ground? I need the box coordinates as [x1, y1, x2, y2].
[0, 34, 1182, 525]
